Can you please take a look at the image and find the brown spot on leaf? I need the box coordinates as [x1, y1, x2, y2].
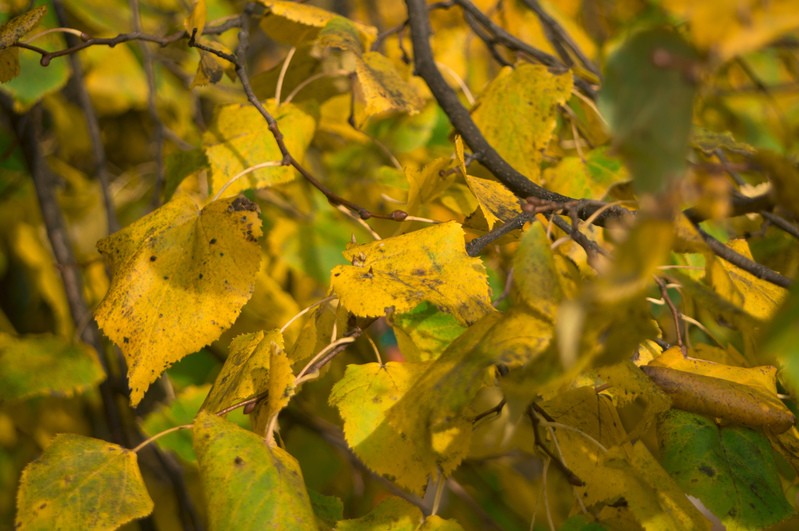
[150, 255, 157, 262]
[228, 195, 258, 213]
[209, 238, 217, 244]
[234, 456, 245, 466]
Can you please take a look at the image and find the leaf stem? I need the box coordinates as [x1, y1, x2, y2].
[132, 424, 193, 453]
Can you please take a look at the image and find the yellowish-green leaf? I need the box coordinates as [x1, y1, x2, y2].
[471, 64, 572, 183]
[419, 515, 465, 531]
[83, 44, 148, 115]
[0, 333, 104, 402]
[250, 344, 295, 435]
[663, 0, 799, 61]
[0, 6, 46, 49]
[335, 497, 422, 530]
[191, 50, 224, 87]
[404, 157, 455, 217]
[202, 330, 282, 413]
[355, 51, 422, 122]
[542, 149, 628, 201]
[16, 434, 153, 530]
[288, 300, 349, 366]
[204, 99, 316, 198]
[316, 16, 364, 55]
[96, 194, 263, 406]
[707, 238, 787, 322]
[464, 175, 522, 230]
[193, 411, 315, 529]
[330, 221, 493, 325]
[329, 361, 433, 494]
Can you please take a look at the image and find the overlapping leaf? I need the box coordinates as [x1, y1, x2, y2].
[95, 194, 263, 406]
[330, 222, 493, 325]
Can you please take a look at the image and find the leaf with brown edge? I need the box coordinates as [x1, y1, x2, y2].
[95, 194, 262, 406]
[330, 221, 493, 326]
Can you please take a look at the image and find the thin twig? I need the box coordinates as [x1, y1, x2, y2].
[655, 276, 686, 356]
[466, 212, 535, 256]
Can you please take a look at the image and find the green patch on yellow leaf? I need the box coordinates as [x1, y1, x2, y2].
[16, 434, 153, 530]
[204, 99, 316, 198]
[329, 361, 433, 494]
[471, 64, 572, 183]
[659, 409, 792, 529]
[259, 0, 376, 48]
[202, 330, 282, 413]
[390, 302, 466, 362]
[0, 334, 104, 402]
[330, 221, 493, 325]
[335, 497, 422, 530]
[543, 149, 628, 201]
[95, 194, 263, 406]
[193, 411, 316, 529]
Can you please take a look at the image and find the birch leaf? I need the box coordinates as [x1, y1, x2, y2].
[95, 194, 263, 406]
[16, 434, 153, 530]
[193, 411, 316, 530]
[330, 222, 493, 325]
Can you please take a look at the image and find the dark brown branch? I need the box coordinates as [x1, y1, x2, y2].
[655, 276, 686, 356]
[3, 98, 126, 445]
[51, 0, 119, 233]
[466, 212, 534, 256]
[405, 0, 628, 226]
[520, 0, 600, 79]
[694, 222, 791, 287]
[761, 210, 799, 240]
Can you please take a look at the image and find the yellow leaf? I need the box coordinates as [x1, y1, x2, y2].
[258, 0, 376, 48]
[0, 47, 19, 83]
[84, 45, 148, 115]
[190, 50, 223, 88]
[329, 361, 433, 494]
[96, 195, 263, 406]
[355, 51, 423, 122]
[204, 99, 316, 198]
[464, 175, 522, 230]
[643, 351, 794, 433]
[184, 0, 205, 35]
[404, 157, 455, 217]
[706, 239, 787, 321]
[315, 15, 364, 55]
[471, 64, 572, 183]
[16, 434, 153, 530]
[250, 344, 295, 435]
[663, 0, 799, 61]
[336, 497, 423, 530]
[202, 330, 282, 413]
[330, 222, 493, 325]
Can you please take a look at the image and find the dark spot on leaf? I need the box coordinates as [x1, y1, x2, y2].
[159, 313, 163, 318]
[150, 255, 157, 262]
[199, 273, 203, 279]
[699, 465, 715, 477]
[412, 268, 425, 276]
[210, 238, 217, 244]
[163, 275, 169, 280]
[219, 252, 224, 257]
[334, 272, 340, 277]
[39, 503, 46, 510]
[228, 195, 258, 213]
[234, 456, 245, 466]
[123, 337, 129, 344]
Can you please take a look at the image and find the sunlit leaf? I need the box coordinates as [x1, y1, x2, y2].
[0, 334, 104, 402]
[96, 194, 263, 406]
[202, 330, 282, 413]
[543, 149, 628, 200]
[390, 302, 466, 362]
[355, 52, 423, 122]
[193, 411, 316, 529]
[329, 361, 433, 494]
[330, 221, 493, 325]
[16, 434, 153, 530]
[471, 64, 572, 183]
[659, 409, 793, 528]
[184, 0, 206, 35]
[464, 175, 522, 230]
[258, 0, 376, 48]
[204, 99, 316, 198]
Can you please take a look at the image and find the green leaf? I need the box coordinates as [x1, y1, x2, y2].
[330, 221, 494, 326]
[659, 410, 793, 529]
[193, 411, 316, 530]
[543, 148, 629, 201]
[0, 334, 104, 402]
[599, 28, 698, 196]
[16, 434, 153, 530]
[390, 301, 466, 362]
[762, 280, 799, 394]
[471, 64, 572, 183]
[335, 497, 422, 530]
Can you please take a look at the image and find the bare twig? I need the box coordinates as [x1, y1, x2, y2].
[655, 276, 686, 356]
[466, 212, 534, 256]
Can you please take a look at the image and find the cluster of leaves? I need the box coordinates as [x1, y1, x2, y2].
[2, 0, 799, 529]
